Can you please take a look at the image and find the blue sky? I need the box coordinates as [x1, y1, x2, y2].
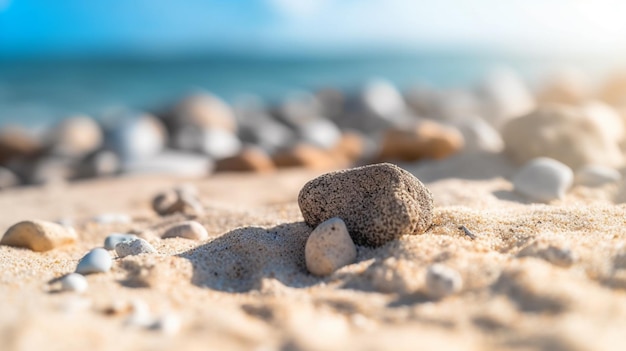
[1, 0, 626, 58]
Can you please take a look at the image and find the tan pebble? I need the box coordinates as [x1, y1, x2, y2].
[376, 120, 464, 162]
[152, 186, 203, 216]
[0, 220, 76, 252]
[299, 163, 433, 247]
[215, 147, 275, 173]
[331, 131, 369, 162]
[305, 217, 356, 276]
[272, 143, 344, 170]
[162, 221, 208, 240]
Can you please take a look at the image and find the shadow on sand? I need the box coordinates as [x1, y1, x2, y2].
[176, 221, 320, 292]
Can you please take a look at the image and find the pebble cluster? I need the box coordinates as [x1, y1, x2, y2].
[299, 163, 433, 247]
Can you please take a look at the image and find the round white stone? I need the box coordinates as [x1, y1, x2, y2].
[59, 273, 88, 293]
[425, 264, 463, 298]
[513, 157, 573, 202]
[575, 165, 622, 187]
[76, 248, 112, 274]
[115, 238, 157, 258]
[305, 217, 357, 276]
[104, 233, 138, 250]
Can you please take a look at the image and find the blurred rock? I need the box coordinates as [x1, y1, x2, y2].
[513, 157, 573, 202]
[105, 113, 167, 162]
[360, 79, 406, 119]
[237, 114, 295, 154]
[331, 131, 376, 163]
[121, 150, 213, 177]
[170, 92, 237, 133]
[276, 91, 322, 126]
[297, 118, 342, 149]
[580, 101, 625, 145]
[0, 166, 19, 189]
[376, 120, 464, 162]
[272, 144, 343, 170]
[574, 165, 622, 187]
[477, 68, 536, 129]
[173, 127, 241, 159]
[339, 80, 411, 134]
[502, 104, 624, 169]
[455, 117, 504, 154]
[152, 185, 204, 216]
[315, 88, 345, 119]
[48, 115, 103, 158]
[75, 150, 120, 179]
[215, 147, 275, 173]
[538, 68, 590, 105]
[601, 72, 626, 107]
[0, 126, 43, 165]
[27, 157, 75, 185]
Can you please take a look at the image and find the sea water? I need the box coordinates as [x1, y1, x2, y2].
[0, 50, 621, 128]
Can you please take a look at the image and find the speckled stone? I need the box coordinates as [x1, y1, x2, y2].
[305, 217, 356, 276]
[162, 221, 208, 240]
[298, 163, 433, 247]
[0, 220, 77, 252]
[425, 264, 463, 298]
[115, 238, 157, 258]
[76, 248, 112, 274]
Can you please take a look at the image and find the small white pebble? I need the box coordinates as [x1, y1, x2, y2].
[575, 165, 622, 187]
[513, 157, 573, 202]
[540, 245, 576, 268]
[104, 233, 138, 250]
[425, 264, 463, 298]
[93, 213, 132, 224]
[305, 217, 357, 276]
[125, 299, 154, 327]
[76, 248, 112, 274]
[162, 221, 208, 240]
[115, 238, 157, 258]
[150, 313, 182, 335]
[59, 273, 88, 293]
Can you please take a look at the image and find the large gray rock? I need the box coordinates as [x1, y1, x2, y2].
[298, 163, 433, 247]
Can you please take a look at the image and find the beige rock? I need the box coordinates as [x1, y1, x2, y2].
[538, 68, 590, 105]
[502, 104, 625, 169]
[376, 120, 464, 162]
[477, 68, 536, 129]
[173, 93, 237, 133]
[49, 115, 103, 157]
[0, 220, 76, 252]
[152, 186, 203, 216]
[162, 221, 209, 240]
[298, 163, 433, 247]
[272, 143, 344, 170]
[215, 147, 275, 173]
[305, 217, 356, 276]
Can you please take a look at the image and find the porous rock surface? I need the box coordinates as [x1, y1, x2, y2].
[298, 163, 433, 247]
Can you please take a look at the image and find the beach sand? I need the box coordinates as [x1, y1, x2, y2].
[2, 154, 626, 351]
